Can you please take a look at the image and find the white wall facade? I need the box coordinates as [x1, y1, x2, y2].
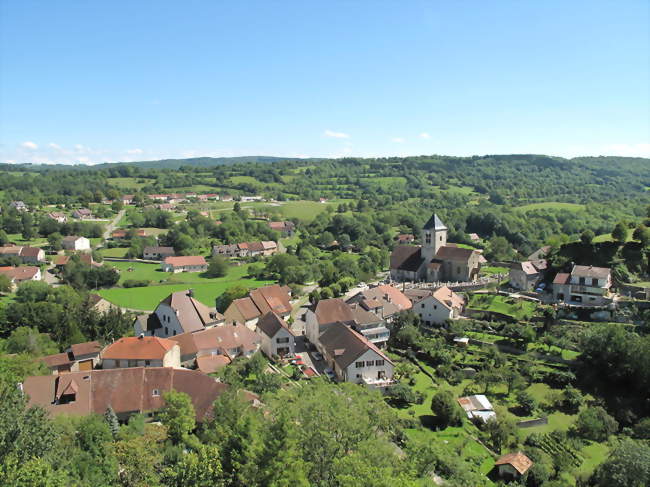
[260, 327, 294, 358]
[341, 349, 393, 384]
[153, 303, 186, 337]
[414, 295, 453, 326]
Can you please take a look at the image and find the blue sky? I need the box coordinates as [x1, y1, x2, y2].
[1, 0, 648, 164]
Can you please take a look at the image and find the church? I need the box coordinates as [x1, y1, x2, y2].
[390, 214, 482, 283]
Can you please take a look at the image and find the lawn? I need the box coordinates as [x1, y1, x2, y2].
[6, 234, 49, 247]
[107, 177, 149, 190]
[97, 263, 274, 310]
[99, 247, 129, 258]
[479, 266, 508, 276]
[592, 233, 634, 243]
[516, 202, 586, 212]
[468, 294, 537, 320]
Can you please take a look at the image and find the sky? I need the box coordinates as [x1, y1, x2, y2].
[1, 0, 649, 164]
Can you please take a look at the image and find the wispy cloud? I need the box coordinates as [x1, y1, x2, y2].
[126, 148, 144, 155]
[21, 141, 38, 150]
[391, 137, 405, 143]
[324, 129, 350, 139]
[419, 132, 431, 139]
[600, 143, 650, 158]
[48, 143, 62, 150]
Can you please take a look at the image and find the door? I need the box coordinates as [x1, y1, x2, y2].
[79, 359, 93, 371]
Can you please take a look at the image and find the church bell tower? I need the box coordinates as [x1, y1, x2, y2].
[421, 213, 447, 262]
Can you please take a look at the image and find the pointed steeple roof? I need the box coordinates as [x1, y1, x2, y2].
[423, 213, 447, 230]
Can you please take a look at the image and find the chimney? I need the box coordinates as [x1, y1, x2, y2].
[384, 293, 391, 303]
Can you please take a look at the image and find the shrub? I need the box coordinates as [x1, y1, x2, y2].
[574, 406, 619, 441]
[123, 279, 150, 288]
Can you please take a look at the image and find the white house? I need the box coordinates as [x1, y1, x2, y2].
[318, 322, 394, 388]
[410, 286, 465, 326]
[102, 336, 181, 369]
[0, 266, 41, 288]
[134, 290, 225, 338]
[256, 312, 295, 358]
[553, 265, 613, 306]
[62, 236, 91, 251]
[161, 256, 207, 273]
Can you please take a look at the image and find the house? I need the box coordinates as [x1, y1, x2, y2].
[169, 323, 261, 367]
[318, 322, 394, 388]
[346, 284, 412, 322]
[553, 265, 613, 306]
[156, 203, 175, 211]
[256, 312, 295, 358]
[10, 200, 27, 211]
[319, 197, 328, 203]
[88, 293, 115, 313]
[41, 341, 102, 375]
[268, 221, 295, 236]
[0, 245, 45, 264]
[224, 284, 293, 329]
[213, 241, 278, 259]
[148, 194, 169, 201]
[509, 259, 548, 291]
[72, 208, 93, 219]
[62, 236, 91, 251]
[112, 229, 146, 239]
[54, 253, 101, 269]
[409, 286, 465, 326]
[390, 214, 482, 283]
[396, 234, 415, 244]
[122, 194, 135, 205]
[21, 367, 228, 421]
[240, 195, 262, 202]
[102, 336, 181, 369]
[221, 195, 233, 202]
[161, 255, 208, 273]
[528, 245, 551, 261]
[347, 302, 391, 348]
[0, 266, 41, 287]
[212, 243, 240, 258]
[134, 289, 225, 338]
[495, 452, 533, 480]
[469, 233, 481, 242]
[457, 394, 496, 423]
[47, 212, 67, 223]
[143, 246, 175, 260]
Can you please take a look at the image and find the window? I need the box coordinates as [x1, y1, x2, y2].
[173, 330, 176, 336]
[276, 337, 290, 344]
[425, 232, 431, 244]
[366, 360, 374, 366]
[375, 360, 385, 366]
[356, 374, 361, 379]
[115, 360, 121, 367]
[579, 277, 586, 285]
[152, 389, 160, 397]
[457, 266, 461, 274]
[145, 360, 150, 366]
[421, 303, 425, 308]
[355, 361, 364, 368]
[165, 327, 168, 335]
[439, 235, 442, 241]
[433, 305, 437, 310]
[592, 278, 598, 286]
[128, 360, 136, 367]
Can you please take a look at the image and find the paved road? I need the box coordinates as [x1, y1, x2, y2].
[98, 209, 125, 248]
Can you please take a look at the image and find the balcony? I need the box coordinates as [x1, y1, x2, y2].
[362, 376, 395, 389]
[359, 326, 390, 343]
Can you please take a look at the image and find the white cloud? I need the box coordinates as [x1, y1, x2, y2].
[391, 137, 405, 143]
[324, 129, 350, 139]
[48, 143, 62, 150]
[21, 141, 38, 150]
[419, 132, 431, 139]
[74, 144, 86, 152]
[126, 148, 144, 155]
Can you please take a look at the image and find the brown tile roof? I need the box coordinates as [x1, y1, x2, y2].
[495, 452, 533, 475]
[163, 256, 207, 267]
[0, 266, 39, 281]
[349, 304, 382, 326]
[249, 284, 292, 316]
[431, 286, 465, 310]
[170, 324, 261, 358]
[144, 246, 175, 255]
[261, 241, 277, 250]
[160, 290, 223, 333]
[390, 245, 423, 272]
[247, 242, 265, 252]
[528, 246, 551, 261]
[314, 298, 355, 325]
[23, 367, 227, 420]
[553, 273, 570, 285]
[230, 297, 262, 321]
[256, 312, 292, 338]
[360, 285, 412, 312]
[0, 246, 22, 256]
[434, 245, 476, 262]
[70, 341, 102, 357]
[196, 355, 231, 374]
[403, 288, 433, 302]
[41, 352, 74, 368]
[19, 247, 43, 258]
[62, 235, 85, 243]
[571, 265, 610, 279]
[103, 337, 177, 360]
[319, 322, 393, 370]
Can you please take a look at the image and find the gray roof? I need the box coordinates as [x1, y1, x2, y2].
[318, 322, 392, 370]
[423, 213, 447, 231]
[256, 312, 291, 338]
[390, 245, 423, 272]
[159, 290, 223, 333]
[571, 265, 610, 279]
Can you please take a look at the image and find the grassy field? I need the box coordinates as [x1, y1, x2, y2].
[107, 177, 149, 190]
[99, 247, 129, 258]
[479, 266, 508, 276]
[97, 262, 273, 310]
[593, 232, 634, 243]
[468, 294, 537, 320]
[516, 202, 586, 212]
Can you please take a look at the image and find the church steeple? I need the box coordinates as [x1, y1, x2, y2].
[421, 213, 447, 261]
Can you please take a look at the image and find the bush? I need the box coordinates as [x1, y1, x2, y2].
[431, 390, 464, 428]
[574, 406, 618, 441]
[123, 279, 150, 288]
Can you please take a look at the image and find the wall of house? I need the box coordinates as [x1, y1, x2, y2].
[414, 296, 453, 325]
[390, 268, 419, 282]
[498, 464, 518, 479]
[509, 269, 537, 291]
[153, 304, 186, 338]
[261, 327, 294, 357]
[162, 346, 181, 368]
[342, 349, 393, 384]
[103, 358, 164, 369]
[305, 310, 319, 345]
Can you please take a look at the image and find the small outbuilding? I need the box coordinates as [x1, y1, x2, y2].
[495, 451, 533, 480]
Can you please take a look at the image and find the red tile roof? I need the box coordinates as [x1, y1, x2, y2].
[495, 452, 533, 475]
[164, 256, 207, 267]
[553, 273, 570, 285]
[103, 336, 177, 360]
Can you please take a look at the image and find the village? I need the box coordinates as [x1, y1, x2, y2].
[1, 189, 646, 486]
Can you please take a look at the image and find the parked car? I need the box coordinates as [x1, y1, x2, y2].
[324, 368, 336, 380]
[312, 352, 323, 361]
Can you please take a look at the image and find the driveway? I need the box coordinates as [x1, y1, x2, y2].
[98, 209, 125, 248]
[294, 335, 328, 375]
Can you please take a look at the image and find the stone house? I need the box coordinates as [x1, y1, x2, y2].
[102, 336, 181, 369]
[509, 259, 547, 291]
[553, 265, 613, 306]
[224, 284, 293, 330]
[41, 341, 103, 374]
